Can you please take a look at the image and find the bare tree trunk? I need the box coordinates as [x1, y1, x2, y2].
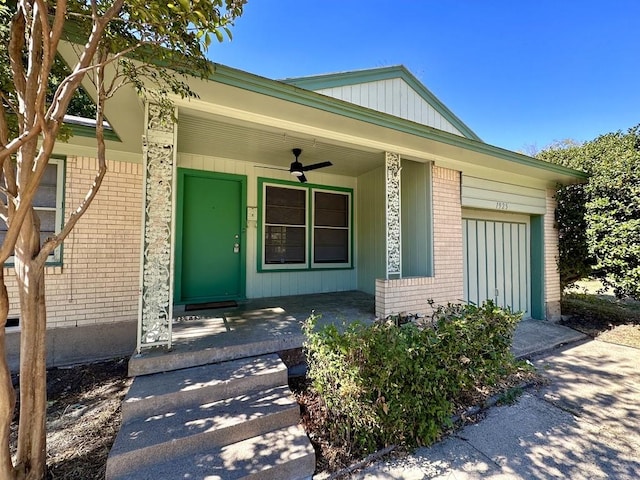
[0, 269, 17, 480]
[14, 209, 47, 480]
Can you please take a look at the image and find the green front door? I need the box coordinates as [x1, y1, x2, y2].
[176, 170, 246, 304]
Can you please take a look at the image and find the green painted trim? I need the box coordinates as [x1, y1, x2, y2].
[67, 122, 121, 142]
[57, 154, 67, 265]
[282, 65, 482, 142]
[174, 168, 247, 304]
[174, 170, 186, 303]
[210, 64, 587, 182]
[256, 177, 354, 273]
[530, 215, 545, 319]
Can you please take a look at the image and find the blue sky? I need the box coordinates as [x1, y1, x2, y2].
[208, 0, 639, 153]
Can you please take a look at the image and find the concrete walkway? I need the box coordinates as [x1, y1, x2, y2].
[350, 327, 640, 479]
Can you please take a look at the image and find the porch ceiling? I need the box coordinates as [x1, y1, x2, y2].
[177, 111, 385, 177]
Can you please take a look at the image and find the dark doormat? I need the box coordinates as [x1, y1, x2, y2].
[185, 300, 238, 311]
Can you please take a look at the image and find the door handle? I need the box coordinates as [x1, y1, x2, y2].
[233, 243, 240, 253]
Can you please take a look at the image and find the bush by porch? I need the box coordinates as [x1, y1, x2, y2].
[302, 301, 528, 463]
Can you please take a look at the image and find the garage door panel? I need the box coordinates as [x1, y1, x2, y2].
[463, 220, 469, 304]
[494, 223, 506, 307]
[463, 218, 529, 316]
[504, 223, 514, 309]
[467, 220, 479, 307]
[477, 220, 487, 305]
[485, 222, 496, 307]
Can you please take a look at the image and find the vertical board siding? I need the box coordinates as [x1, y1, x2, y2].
[356, 166, 386, 294]
[463, 218, 530, 315]
[375, 166, 463, 317]
[178, 153, 357, 299]
[316, 79, 463, 136]
[401, 160, 432, 277]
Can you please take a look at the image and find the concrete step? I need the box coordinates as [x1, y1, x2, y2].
[110, 425, 315, 480]
[128, 311, 305, 377]
[128, 334, 304, 376]
[107, 385, 301, 479]
[122, 354, 287, 422]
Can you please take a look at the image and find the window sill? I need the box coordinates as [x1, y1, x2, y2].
[258, 264, 353, 273]
[3, 265, 63, 276]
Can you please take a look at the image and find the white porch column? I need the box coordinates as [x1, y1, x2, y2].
[385, 151, 402, 279]
[137, 103, 178, 351]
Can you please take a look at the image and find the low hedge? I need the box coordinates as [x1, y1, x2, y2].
[303, 301, 522, 454]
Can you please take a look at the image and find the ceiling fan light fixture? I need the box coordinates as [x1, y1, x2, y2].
[290, 161, 303, 177]
[287, 147, 331, 183]
[290, 148, 304, 176]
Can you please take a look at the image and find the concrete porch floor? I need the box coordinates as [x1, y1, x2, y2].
[129, 290, 376, 376]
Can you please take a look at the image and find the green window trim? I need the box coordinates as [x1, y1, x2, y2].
[2, 155, 66, 266]
[257, 177, 354, 272]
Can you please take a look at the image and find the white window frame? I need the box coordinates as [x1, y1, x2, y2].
[260, 181, 352, 271]
[311, 188, 352, 269]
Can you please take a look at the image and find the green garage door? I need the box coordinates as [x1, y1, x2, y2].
[463, 218, 529, 315]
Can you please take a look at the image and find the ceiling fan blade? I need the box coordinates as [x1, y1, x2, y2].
[302, 161, 333, 172]
[260, 166, 289, 171]
[298, 173, 307, 183]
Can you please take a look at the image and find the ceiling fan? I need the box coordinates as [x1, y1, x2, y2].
[263, 148, 332, 183]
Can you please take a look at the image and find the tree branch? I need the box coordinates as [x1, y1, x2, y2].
[46, 0, 125, 128]
[37, 45, 111, 265]
[0, 128, 42, 164]
[45, 42, 141, 121]
[0, 93, 18, 118]
[34, 0, 54, 117]
[8, 6, 26, 125]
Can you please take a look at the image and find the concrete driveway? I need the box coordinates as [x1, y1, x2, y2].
[350, 339, 640, 479]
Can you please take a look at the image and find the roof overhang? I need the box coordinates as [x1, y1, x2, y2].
[173, 64, 586, 187]
[53, 44, 587, 187]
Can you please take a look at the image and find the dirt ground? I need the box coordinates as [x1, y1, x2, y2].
[10, 358, 131, 480]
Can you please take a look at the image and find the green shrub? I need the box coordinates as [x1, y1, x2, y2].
[303, 301, 522, 455]
[539, 125, 640, 299]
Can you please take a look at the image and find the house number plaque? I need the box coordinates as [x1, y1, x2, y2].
[496, 201, 509, 210]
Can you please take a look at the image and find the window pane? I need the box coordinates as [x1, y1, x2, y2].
[33, 164, 58, 207]
[0, 209, 56, 257]
[265, 186, 305, 225]
[314, 191, 348, 227]
[314, 228, 348, 263]
[0, 161, 61, 262]
[37, 210, 56, 233]
[265, 226, 305, 264]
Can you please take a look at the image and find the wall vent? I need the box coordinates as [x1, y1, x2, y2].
[6, 318, 19, 328]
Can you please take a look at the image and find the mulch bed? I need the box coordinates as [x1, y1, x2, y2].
[10, 358, 131, 480]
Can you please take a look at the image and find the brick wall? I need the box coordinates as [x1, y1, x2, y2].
[376, 165, 464, 316]
[4, 157, 142, 329]
[544, 188, 562, 320]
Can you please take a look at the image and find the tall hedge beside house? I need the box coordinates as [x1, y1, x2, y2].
[539, 125, 640, 298]
[303, 301, 522, 455]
